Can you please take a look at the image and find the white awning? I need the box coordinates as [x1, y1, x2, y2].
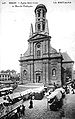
[9, 92, 21, 99]
[55, 87, 65, 93]
[47, 90, 62, 100]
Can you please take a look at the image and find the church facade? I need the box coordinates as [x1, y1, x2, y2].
[19, 4, 74, 86]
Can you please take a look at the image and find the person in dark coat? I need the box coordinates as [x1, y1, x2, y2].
[54, 82, 57, 90]
[22, 104, 25, 116]
[29, 99, 33, 109]
[17, 106, 20, 117]
[20, 105, 23, 117]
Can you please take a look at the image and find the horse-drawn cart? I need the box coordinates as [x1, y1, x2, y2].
[47, 88, 64, 111]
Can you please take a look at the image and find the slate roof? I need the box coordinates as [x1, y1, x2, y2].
[62, 52, 74, 63]
[50, 47, 57, 54]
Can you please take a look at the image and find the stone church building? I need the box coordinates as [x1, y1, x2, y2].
[19, 4, 74, 86]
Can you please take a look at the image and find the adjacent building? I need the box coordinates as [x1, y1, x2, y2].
[0, 73, 10, 81]
[0, 70, 20, 87]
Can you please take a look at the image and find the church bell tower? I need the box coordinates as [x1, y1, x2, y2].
[34, 4, 49, 35]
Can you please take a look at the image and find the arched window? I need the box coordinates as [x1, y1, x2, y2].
[42, 23, 45, 31]
[23, 70, 27, 76]
[38, 24, 40, 30]
[37, 43, 40, 48]
[36, 43, 41, 58]
[52, 69, 56, 76]
[37, 9, 41, 17]
[43, 10, 45, 17]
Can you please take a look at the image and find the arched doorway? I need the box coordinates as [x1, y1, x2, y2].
[36, 73, 41, 83]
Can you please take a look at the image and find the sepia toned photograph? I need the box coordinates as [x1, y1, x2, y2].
[0, 0, 75, 118]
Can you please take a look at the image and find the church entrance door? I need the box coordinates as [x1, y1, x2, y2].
[36, 74, 41, 83]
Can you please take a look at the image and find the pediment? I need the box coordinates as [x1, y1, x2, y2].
[28, 33, 50, 42]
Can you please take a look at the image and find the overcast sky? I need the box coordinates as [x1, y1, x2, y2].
[0, 0, 75, 73]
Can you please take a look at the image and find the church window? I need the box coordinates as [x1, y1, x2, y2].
[45, 41, 46, 52]
[43, 10, 45, 17]
[37, 9, 41, 17]
[38, 24, 40, 30]
[52, 69, 56, 76]
[23, 70, 27, 76]
[37, 43, 40, 48]
[37, 50, 41, 57]
[36, 43, 41, 58]
[42, 23, 45, 31]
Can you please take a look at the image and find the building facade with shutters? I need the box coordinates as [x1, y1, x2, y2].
[19, 4, 74, 86]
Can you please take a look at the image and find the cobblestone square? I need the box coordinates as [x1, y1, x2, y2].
[20, 94, 75, 119]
